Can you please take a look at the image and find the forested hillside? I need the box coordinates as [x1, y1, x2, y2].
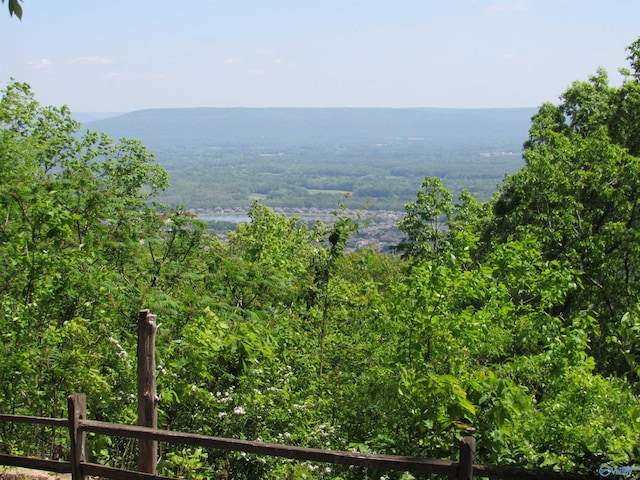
[1, 38, 640, 480]
[85, 107, 535, 209]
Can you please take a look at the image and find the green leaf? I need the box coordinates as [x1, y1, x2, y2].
[8, 0, 22, 19]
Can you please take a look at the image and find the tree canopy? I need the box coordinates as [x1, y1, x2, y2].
[487, 40, 640, 381]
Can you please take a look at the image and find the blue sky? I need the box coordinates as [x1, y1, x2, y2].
[2, 0, 639, 112]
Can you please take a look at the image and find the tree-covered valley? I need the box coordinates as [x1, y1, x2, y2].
[2, 39, 640, 480]
[84, 106, 534, 211]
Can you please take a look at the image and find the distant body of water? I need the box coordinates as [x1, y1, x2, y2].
[199, 214, 250, 223]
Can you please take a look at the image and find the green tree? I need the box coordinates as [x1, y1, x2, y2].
[394, 176, 454, 259]
[220, 201, 319, 312]
[0, 81, 168, 446]
[395, 177, 491, 269]
[488, 38, 640, 378]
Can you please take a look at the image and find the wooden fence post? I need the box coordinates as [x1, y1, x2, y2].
[68, 394, 87, 480]
[458, 436, 476, 480]
[137, 309, 158, 474]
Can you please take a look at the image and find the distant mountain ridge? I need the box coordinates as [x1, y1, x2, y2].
[85, 107, 537, 150]
[83, 107, 537, 210]
[74, 112, 125, 124]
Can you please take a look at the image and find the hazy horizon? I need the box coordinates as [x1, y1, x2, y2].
[3, 1, 639, 112]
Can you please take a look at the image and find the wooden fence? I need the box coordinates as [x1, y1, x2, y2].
[0, 311, 595, 480]
[0, 395, 592, 480]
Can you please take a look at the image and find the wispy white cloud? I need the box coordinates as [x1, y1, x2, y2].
[488, 0, 532, 12]
[70, 56, 114, 65]
[28, 58, 53, 70]
[224, 57, 243, 64]
[257, 48, 275, 55]
[249, 68, 266, 76]
[106, 71, 122, 79]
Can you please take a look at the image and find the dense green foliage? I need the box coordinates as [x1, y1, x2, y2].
[489, 46, 640, 382]
[2, 39, 640, 480]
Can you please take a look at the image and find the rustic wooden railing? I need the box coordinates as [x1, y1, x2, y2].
[0, 396, 592, 480]
[0, 413, 71, 476]
[0, 311, 595, 480]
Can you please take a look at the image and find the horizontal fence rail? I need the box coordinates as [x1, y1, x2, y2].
[0, 396, 595, 480]
[82, 419, 460, 477]
[0, 414, 68, 428]
[0, 413, 72, 475]
[0, 453, 72, 475]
